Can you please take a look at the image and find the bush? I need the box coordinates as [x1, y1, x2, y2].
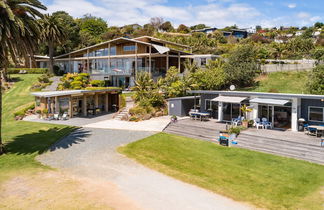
[38, 75, 50, 83]
[119, 94, 126, 109]
[90, 80, 105, 87]
[8, 68, 48, 74]
[70, 81, 83, 89]
[13, 103, 35, 119]
[129, 106, 147, 116]
[307, 65, 324, 94]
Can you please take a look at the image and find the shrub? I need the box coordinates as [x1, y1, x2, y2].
[90, 80, 105, 87]
[129, 106, 147, 116]
[53, 65, 65, 76]
[8, 68, 48, 74]
[13, 103, 35, 119]
[119, 94, 126, 109]
[70, 81, 83, 89]
[38, 75, 50, 83]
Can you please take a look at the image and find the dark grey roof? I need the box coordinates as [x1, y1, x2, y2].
[188, 90, 324, 100]
[167, 96, 200, 101]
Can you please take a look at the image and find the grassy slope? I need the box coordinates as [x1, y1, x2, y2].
[0, 74, 74, 182]
[240, 71, 309, 94]
[119, 133, 324, 210]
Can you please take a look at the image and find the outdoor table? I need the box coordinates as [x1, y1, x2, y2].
[308, 125, 324, 137]
[189, 112, 210, 121]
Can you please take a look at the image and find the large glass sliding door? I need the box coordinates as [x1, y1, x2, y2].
[223, 103, 241, 121]
[258, 104, 292, 129]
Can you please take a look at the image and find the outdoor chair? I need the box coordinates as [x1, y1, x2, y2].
[232, 116, 243, 126]
[254, 118, 264, 129]
[308, 127, 317, 136]
[61, 113, 68, 120]
[53, 114, 59, 120]
[303, 124, 309, 134]
[321, 137, 324, 147]
[262, 118, 272, 129]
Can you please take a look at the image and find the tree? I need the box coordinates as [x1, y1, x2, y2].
[160, 21, 174, 32]
[223, 45, 260, 87]
[150, 17, 164, 31]
[77, 14, 107, 46]
[314, 22, 324, 28]
[307, 65, 324, 94]
[177, 24, 190, 33]
[51, 11, 80, 55]
[190, 24, 208, 30]
[39, 14, 66, 74]
[0, 0, 46, 154]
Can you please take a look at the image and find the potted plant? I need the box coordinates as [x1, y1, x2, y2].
[36, 109, 42, 118]
[42, 108, 49, 119]
[241, 105, 252, 128]
[171, 115, 177, 123]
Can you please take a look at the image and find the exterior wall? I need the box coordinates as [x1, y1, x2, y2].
[168, 98, 199, 116]
[168, 100, 182, 116]
[301, 99, 324, 125]
[200, 94, 218, 112]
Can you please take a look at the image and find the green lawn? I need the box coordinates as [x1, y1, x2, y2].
[0, 74, 75, 183]
[119, 133, 324, 210]
[240, 71, 309, 94]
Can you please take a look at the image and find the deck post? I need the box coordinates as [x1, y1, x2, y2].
[149, 45, 152, 76]
[108, 43, 110, 74]
[55, 96, 59, 114]
[218, 102, 223, 122]
[166, 51, 169, 71]
[105, 92, 109, 112]
[94, 93, 99, 108]
[291, 98, 299, 132]
[50, 97, 54, 114]
[82, 94, 87, 117]
[87, 49, 90, 73]
[178, 52, 181, 72]
[69, 95, 73, 118]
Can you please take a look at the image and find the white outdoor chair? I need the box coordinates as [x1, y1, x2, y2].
[254, 118, 264, 129]
[53, 113, 59, 120]
[262, 118, 272, 129]
[61, 113, 68, 120]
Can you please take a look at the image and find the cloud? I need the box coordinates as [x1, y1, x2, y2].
[45, 0, 320, 28]
[287, 3, 296, 8]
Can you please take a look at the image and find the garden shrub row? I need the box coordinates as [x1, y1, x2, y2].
[8, 68, 48, 74]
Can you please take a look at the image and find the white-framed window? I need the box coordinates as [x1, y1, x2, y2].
[200, 58, 207, 66]
[205, 99, 211, 110]
[123, 45, 136, 52]
[308, 106, 324, 122]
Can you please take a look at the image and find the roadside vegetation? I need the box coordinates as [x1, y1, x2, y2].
[119, 132, 324, 210]
[0, 74, 75, 183]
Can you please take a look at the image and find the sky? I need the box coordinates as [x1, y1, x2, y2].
[41, 0, 324, 28]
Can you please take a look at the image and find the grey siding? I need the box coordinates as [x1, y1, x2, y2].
[168, 100, 182, 116]
[301, 99, 324, 125]
[200, 94, 218, 112]
[168, 97, 199, 116]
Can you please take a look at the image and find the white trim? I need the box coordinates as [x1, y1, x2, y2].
[308, 106, 324, 122]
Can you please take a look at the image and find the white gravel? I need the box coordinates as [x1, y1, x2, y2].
[38, 128, 251, 210]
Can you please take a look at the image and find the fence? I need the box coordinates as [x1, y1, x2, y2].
[261, 63, 315, 73]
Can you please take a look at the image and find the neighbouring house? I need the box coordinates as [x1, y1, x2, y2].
[35, 36, 217, 88]
[222, 29, 249, 38]
[168, 91, 324, 132]
[191, 27, 218, 34]
[32, 89, 120, 118]
[181, 54, 220, 68]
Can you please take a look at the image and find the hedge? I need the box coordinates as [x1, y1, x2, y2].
[8, 68, 48, 74]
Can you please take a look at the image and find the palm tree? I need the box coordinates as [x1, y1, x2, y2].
[39, 14, 66, 74]
[0, 0, 46, 154]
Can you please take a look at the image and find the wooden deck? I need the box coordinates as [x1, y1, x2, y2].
[164, 118, 324, 165]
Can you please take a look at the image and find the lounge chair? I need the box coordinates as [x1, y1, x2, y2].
[53, 113, 59, 120]
[262, 118, 272, 129]
[254, 118, 264, 129]
[61, 113, 68, 120]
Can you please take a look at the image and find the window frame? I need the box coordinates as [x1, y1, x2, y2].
[308, 106, 324, 122]
[123, 45, 137, 52]
[200, 58, 207, 66]
[205, 99, 211, 110]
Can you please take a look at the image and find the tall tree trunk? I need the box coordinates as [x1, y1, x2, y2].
[0, 64, 4, 155]
[49, 41, 54, 74]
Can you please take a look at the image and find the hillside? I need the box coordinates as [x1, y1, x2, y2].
[240, 71, 309, 94]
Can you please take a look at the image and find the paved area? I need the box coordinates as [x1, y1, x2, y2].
[24, 113, 115, 127]
[85, 116, 171, 132]
[38, 128, 250, 210]
[164, 119, 324, 164]
[43, 76, 62, 91]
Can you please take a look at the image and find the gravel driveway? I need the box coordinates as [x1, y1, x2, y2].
[38, 128, 250, 210]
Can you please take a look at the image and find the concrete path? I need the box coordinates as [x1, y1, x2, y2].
[84, 116, 171, 132]
[43, 76, 62, 91]
[38, 128, 251, 210]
